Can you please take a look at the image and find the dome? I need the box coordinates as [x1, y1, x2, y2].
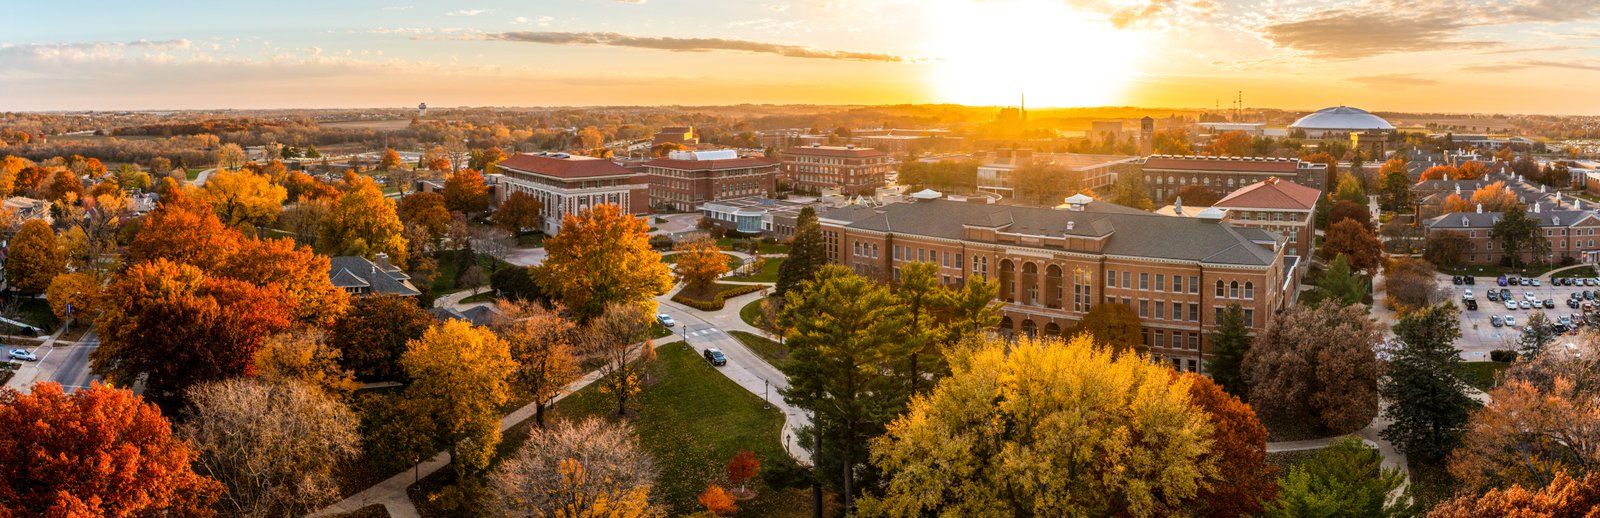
[1289, 106, 1394, 131]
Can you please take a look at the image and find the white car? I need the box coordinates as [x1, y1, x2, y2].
[1463, 289, 1474, 300]
[1526, 292, 1538, 301]
[1506, 300, 1518, 310]
[7, 348, 36, 361]
[1530, 279, 1542, 287]
[1505, 316, 1518, 327]
[656, 313, 676, 327]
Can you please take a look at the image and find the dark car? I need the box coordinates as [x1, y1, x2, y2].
[1501, 288, 1513, 299]
[1587, 291, 1595, 301]
[1570, 299, 1582, 309]
[703, 348, 727, 366]
[1489, 291, 1500, 302]
[1465, 299, 1479, 311]
[1556, 323, 1570, 333]
[1510, 277, 1522, 286]
[1465, 276, 1475, 285]
[1453, 276, 1463, 285]
[1545, 299, 1556, 309]
[1491, 315, 1504, 327]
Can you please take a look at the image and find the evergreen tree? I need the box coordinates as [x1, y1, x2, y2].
[1491, 204, 1549, 269]
[776, 206, 826, 296]
[1311, 254, 1368, 305]
[1380, 302, 1478, 463]
[1380, 168, 1414, 213]
[1517, 310, 1559, 357]
[1206, 303, 1252, 398]
[896, 261, 947, 395]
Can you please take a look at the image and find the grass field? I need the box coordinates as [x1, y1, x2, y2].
[5, 297, 59, 334]
[412, 343, 816, 516]
[431, 251, 515, 294]
[716, 237, 789, 255]
[1457, 361, 1509, 393]
[740, 296, 774, 330]
[661, 251, 743, 271]
[730, 331, 789, 369]
[459, 291, 496, 304]
[1551, 265, 1598, 278]
[728, 257, 784, 283]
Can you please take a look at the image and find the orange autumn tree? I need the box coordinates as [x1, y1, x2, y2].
[1430, 472, 1600, 517]
[1418, 164, 1460, 182]
[1319, 219, 1384, 274]
[379, 148, 403, 170]
[0, 382, 221, 517]
[1176, 373, 1279, 517]
[698, 484, 738, 516]
[674, 236, 731, 298]
[126, 181, 242, 270]
[536, 203, 673, 321]
[1469, 181, 1520, 212]
[442, 168, 490, 214]
[1440, 193, 1473, 214]
[727, 450, 761, 496]
[1458, 160, 1488, 180]
[217, 236, 349, 326]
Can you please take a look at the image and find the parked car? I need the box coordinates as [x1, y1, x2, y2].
[7, 348, 36, 362]
[1489, 291, 1501, 302]
[1546, 299, 1556, 309]
[1465, 276, 1476, 285]
[1556, 324, 1570, 333]
[1463, 289, 1474, 300]
[703, 348, 727, 366]
[1570, 299, 1581, 309]
[1506, 300, 1519, 310]
[1465, 299, 1479, 311]
[1506, 316, 1518, 326]
[1498, 275, 1509, 286]
[1526, 292, 1538, 301]
[1520, 300, 1533, 310]
[1510, 277, 1522, 286]
[1453, 276, 1463, 285]
[1560, 315, 1573, 326]
[656, 313, 676, 327]
[1501, 288, 1513, 299]
[1531, 278, 1543, 287]
[1491, 315, 1504, 327]
[1586, 291, 1594, 301]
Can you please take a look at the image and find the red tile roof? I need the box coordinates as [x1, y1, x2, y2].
[784, 146, 889, 158]
[1213, 177, 1322, 210]
[497, 153, 637, 179]
[1142, 155, 1300, 174]
[644, 157, 778, 170]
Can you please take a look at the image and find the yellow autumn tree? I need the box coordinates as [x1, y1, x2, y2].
[45, 271, 101, 321]
[196, 169, 287, 229]
[401, 320, 517, 478]
[535, 204, 673, 321]
[5, 219, 63, 294]
[319, 172, 409, 267]
[859, 333, 1217, 517]
[673, 237, 730, 298]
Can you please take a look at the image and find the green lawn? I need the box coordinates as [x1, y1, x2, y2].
[728, 257, 784, 283]
[515, 232, 544, 247]
[541, 344, 814, 516]
[661, 251, 743, 271]
[649, 321, 673, 339]
[1551, 265, 1598, 278]
[460, 291, 496, 304]
[740, 296, 773, 330]
[430, 251, 515, 294]
[715, 237, 789, 255]
[1458, 361, 1510, 393]
[730, 331, 789, 369]
[185, 167, 206, 180]
[5, 297, 59, 333]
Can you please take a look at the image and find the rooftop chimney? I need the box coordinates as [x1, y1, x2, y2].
[1476, 203, 1483, 214]
[1174, 196, 1184, 216]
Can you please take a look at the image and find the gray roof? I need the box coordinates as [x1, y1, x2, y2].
[430, 305, 501, 326]
[1289, 106, 1394, 131]
[822, 199, 1280, 267]
[1425, 210, 1600, 230]
[328, 256, 421, 296]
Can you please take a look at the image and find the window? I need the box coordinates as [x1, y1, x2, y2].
[1187, 359, 1198, 373]
[1140, 273, 1150, 290]
[1244, 282, 1255, 299]
[1188, 333, 1199, 350]
[1171, 333, 1182, 349]
[1172, 276, 1183, 293]
[1122, 297, 1131, 307]
[1154, 330, 1165, 347]
[853, 242, 861, 256]
[1215, 280, 1225, 297]
[1107, 296, 1117, 306]
[955, 253, 962, 266]
[1215, 306, 1224, 322]
[1139, 300, 1149, 318]
[1190, 276, 1200, 294]
[1230, 281, 1240, 299]
[1155, 301, 1165, 320]
[894, 245, 902, 260]
[1123, 271, 1132, 288]
[1189, 303, 1199, 322]
[1107, 270, 1117, 288]
[1244, 309, 1255, 326]
[1155, 274, 1166, 291]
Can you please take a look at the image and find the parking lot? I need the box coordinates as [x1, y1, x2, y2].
[1443, 273, 1598, 360]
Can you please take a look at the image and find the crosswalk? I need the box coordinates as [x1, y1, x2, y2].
[684, 327, 725, 339]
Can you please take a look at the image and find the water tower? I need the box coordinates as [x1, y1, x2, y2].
[417, 102, 428, 119]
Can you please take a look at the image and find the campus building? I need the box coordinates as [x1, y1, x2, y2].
[782, 144, 893, 193]
[1288, 106, 1395, 139]
[1209, 177, 1322, 260]
[976, 150, 1140, 201]
[652, 126, 698, 147]
[493, 152, 649, 235]
[1139, 155, 1329, 203]
[1424, 201, 1600, 266]
[643, 150, 779, 212]
[818, 194, 1291, 373]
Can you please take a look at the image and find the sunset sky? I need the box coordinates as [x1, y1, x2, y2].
[5, 0, 1600, 114]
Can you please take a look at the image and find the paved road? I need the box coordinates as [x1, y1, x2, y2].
[38, 330, 100, 392]
[191, 168, 216, 186]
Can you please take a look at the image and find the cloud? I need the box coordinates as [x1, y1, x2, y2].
[1459, 59, 1600, 73]
[448, 9, 488, 16]
[1345, 74, 1439, 88]
[480, 31, 908, 62]
[1258, 0, 1600, 60]
[512, 16, 528, 24]
[765, 3, 789, 11]
[0, 39, 195, 64]
[1091, 0, 1219, 29]
[1478, 45, 1592, 55]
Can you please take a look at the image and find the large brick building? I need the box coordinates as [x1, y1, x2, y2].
[1424, 203, 1600, 265]
[976, 150, 1140, 200]
[643, 150, 779, 212]
[782, 145, 893, 193]
[1210, 177, 1322, 260]
[818, 194, 1291, 373]
[493, 152, 648, 234]
[1140, 155, 1329, 202]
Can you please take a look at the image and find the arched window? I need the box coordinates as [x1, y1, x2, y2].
[1229, 281, 1240, 299]
[1215, 280, 1225, 297]
[1244, 282, 1254, 299]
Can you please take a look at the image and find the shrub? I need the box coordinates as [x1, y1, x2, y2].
[670, 284, 766, 311]
[1489, 349, 1518, 363]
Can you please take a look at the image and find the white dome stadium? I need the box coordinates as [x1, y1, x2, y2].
[1289, 106, 1394, 137]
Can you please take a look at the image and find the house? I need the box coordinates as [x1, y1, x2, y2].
[2, 197, 52, 225]
[328, 254, 421, 297]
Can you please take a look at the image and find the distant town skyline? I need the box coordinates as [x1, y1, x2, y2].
[6, 0, 1600, 114]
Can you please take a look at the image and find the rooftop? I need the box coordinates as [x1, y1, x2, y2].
[1213, 177, 1322, 210]
[1142, 155, 1307, 174]
[1289, 106, 1395, 131]
[498, 152, 637, 179]
[328, 255, 420, 297]
[785, 145, 889, 158]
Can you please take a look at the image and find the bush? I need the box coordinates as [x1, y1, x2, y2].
[1489, 349, 1518, 363]
[649, 235, 674, 250]
[670, 284, 766, 311]
[1562, 256, 1579, 266]
[760, 461, 813, 490]
[490, 267, 547, 303]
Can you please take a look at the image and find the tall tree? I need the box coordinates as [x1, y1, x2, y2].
[328, 294, 433, 381]
[1469, 181, 1520, 212]
[491, 300, 580, 428]
[251, 330, 360, 397]
[1245, 300, 1382, 434]
[896, 261, 947, 395]
[396, 191, 452, 244]
[535, 203, 673, 322]
[320, 172, 410, 267]
[1518, 310, 1560, 357]
[442, 169, 490, 214]
[1491, 204, 1549, 269]
[489, 418, 658, 517]
[491, 190, 542, 234]
[1424, 232, 1471, 271]
[861, 334, 1217, 517]
[1266, 438, 1412, 518]
[4, 219, 63, 294]
[779, 265, 909, 509]
[468, 147, 509, 172]
[0, 382, 221, 517]
[1328, 200, 1372, 230]
[1450, 340, 1600, 491]
[776, 206, 826, 296]
[1067, 302, 1144, 352]
[1378, 158, 1413, 212]
[92, 259, 293, 408]
[937, 274, 1003, 345]
[1319, 219, 1383, 274]
[196, 169, 287, 229]
[672, 236, 731, 298]
[45, 271, 100, 321]
[402, 320, 517, 478]
[1382, 256, 1441, 311]
[1205, 303, 1252, 398]
[181, 378, 360, 518]
[1111, 169, 1155, 211]
[1381, 302, 1477, 464]
[217, 235, 350, 326]
[125, 185, 241, 270]
[379, 148, 402, 170]
[585, 302, 653, 416]
[1177, 373, 1279, 517]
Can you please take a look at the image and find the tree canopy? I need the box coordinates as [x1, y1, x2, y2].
[535, 203, 673, 321]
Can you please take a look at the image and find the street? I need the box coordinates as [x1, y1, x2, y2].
[3, 329, 100, 392]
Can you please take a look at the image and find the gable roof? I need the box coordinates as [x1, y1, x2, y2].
[1214, 177, 1321, 210]
[498, 153, 637, 179]
[328, 256, 420, 296]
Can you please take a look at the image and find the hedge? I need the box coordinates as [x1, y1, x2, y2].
[671, 284, 767, 311]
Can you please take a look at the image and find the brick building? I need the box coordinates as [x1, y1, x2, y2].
[1424, 203, 1600, 265]
[818, 194, 1290, 373]
[977, 150, 1140, 200]
[1140, 155, 1328, 203]
[782, 144, 893, 193]
[1210, 177, 1322, 260]
[493, 152, 649, 234]
[643, 150, 779, 212]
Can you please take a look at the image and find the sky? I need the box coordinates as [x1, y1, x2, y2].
[4, 0, 1600, 114]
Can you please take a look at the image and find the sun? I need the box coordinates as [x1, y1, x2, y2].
[922, 0, 1147, 108]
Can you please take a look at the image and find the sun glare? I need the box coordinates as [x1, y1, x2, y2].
[923, 0, 1146, 108]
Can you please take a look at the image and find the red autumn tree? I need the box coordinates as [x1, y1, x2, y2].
[216, 236, 349, 326]
[1418, 164, 1460, 182]
[1176, 373, 1278, 517]
[442, 168, 490, 214]
[92, 259, 293, 408]
[1319, 219, 1384, 274]
[697, 484, 739, 516]
[1429, 472, 1600, 517]
[727, 449, 761, 495]
[0, 382, 221, 517]
[125, 186, 241, 271]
